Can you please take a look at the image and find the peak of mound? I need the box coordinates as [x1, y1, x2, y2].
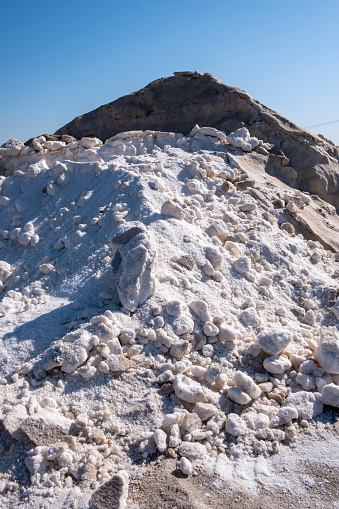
[54, 71, 339, 211]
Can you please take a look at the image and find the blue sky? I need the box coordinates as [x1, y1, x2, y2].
[1, 0, 338, 145]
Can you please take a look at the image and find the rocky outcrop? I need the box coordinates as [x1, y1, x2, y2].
[54, 71, 339, 210]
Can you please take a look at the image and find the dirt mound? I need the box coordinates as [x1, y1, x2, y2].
[54, 71, 339, 210]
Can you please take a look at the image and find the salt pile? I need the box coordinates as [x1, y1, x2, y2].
[0, 120, 339, 507]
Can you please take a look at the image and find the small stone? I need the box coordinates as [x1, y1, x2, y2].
[156, 370, 175, 384]
[90, 470, 129, 509]
[190, 365, 207, 379]
[162, 412, 181, 428]
[182, 412, 202, 432]
[170, 340, 189, 360]
[177, 255, 195, 271]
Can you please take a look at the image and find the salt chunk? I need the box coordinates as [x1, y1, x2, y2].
[172, 315, 194, 335]
[3, 404, 28, 439]
[260, 276, 272, 287]
[203, 321, 219, 337]
[18, 232, 33, 246]
[202, 344, 214, 356]
[161, 412, 181, 428]
[180, 457, 193, 475]
[206, 247, 223, 270]
[190, 365, 207, 379]
[296, 373, 316, 391]
[321, 383, 339, 407]
[211, 219, 229, 240]
[226, 128, 259, 152]
[178, 441, 206, 460]
[257, 328, 293, 355]
[233, 371, 261, 399]
[314, 328, 339, 374]
[154, 429, 167, 453]
[33, 340, 71, 379]
[173, 375, 207, 403]
[283, 391, 323, 419]
[240, 307, 261, 328]
[0, 138, 24, 156]
[192, 402, 218, 421]
[218, 324, 237, 344]
[80, 137, 103, 148]
[166, 300, 184, 317]
[47, 182, 58, 197]
[225, 413, 247, 436]
[299, 360, 316, 375]
[161, 199, 184, 220]
[39, 263, 54, 275]
[278, 406, 298, 424]
[94, 323, 114, 343]
[0, 261, 12, 282]
[61, 345, 88, 373]
[243, 412, 269, 430]
[227, 386, 251, 405]
[170, 340, 189, 360]
[304, 309, 316, 326]
[168, 423, 181, 447]
[53, 162, 68, 175]
[233, 256, 251, 274]
[111, 221, 157, 312]
[44, 140, 66, 151]
[63, 230, 86, 249]
[189, 300, 211, 322]
[263, 355, 292, 374]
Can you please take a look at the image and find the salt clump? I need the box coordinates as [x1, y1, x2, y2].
[263, 355, 292, 374]
[257, 328, 293, 355]
[233, 255, 251, 274]
[111, 221, 157, 311]
[321, 383, 339, 407]
[283, 391, 323, 420]
[314, 328, 339, 374]
[225, 413, 247, 436]
[173, 374, 208, 403]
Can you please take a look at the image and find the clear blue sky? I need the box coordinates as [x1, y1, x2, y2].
[1, 0, 338, 145]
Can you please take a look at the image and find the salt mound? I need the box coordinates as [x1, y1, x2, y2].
[0, 123, 339, 507]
